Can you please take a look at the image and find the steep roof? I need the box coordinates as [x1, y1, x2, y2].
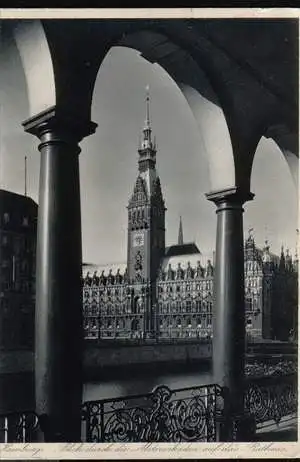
[0, 189, 38, 212]
[165, 242, 201, 258]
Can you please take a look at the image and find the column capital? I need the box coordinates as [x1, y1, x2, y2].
[206, 187, 254, 206]
[22, 106, 97, 142]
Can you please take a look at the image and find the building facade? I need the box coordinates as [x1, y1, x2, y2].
[82, 93, 298, 342]
[0, 189, 37, 349]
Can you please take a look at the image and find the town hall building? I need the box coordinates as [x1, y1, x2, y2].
[82, 92, 298, 343]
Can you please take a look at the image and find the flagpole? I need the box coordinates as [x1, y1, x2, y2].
[25, 156, 27, 197]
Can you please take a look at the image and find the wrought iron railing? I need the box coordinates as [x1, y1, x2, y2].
[0, 411, 39, 443]
[245, 373, 297, 430]
[1, 373, 297, 442]
[81, 384, 223, 442]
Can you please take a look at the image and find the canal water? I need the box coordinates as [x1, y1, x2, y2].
[83, 367, 213, 402]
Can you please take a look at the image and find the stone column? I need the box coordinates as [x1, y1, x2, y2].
[206, 187, 254, 440]
[23, 108, 96, 442]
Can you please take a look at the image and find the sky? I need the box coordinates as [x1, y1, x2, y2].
[1, 40, 298, 265]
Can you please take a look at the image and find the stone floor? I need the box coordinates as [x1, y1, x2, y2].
[255, 424, 298, 441]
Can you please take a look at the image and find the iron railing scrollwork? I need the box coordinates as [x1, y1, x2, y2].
[82, 383, 223, 442]
[244, 373, 297, 429]
[1, 374, 297, 442]
[0, 411, 39, 443]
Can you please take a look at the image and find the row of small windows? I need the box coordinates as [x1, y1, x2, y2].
[84, 293, 119, 302]
[159, 316, 212, 328]
[158, 301, 212, 313]
[129, 209, 147, 221]
[2, 214, 30, 227]
[83, 299, 213, 315]
[245, 297, 260, 311]
[246, 277, 261, 288]
[84, 288, 135, 298]
[134, 193, 145, 202]
[81, 316, 259, 333]
[0, 280, 34, 293]
[84, 298, 134, 306]
[84, 303, 144, 316]
[158, 284, 212, 294]
[1, 237, 35, 258]
[1, 259, 29, 271]
[159, 270, 213, 281]
[85, 318, 141, 330]
[129, 207, 163, 221]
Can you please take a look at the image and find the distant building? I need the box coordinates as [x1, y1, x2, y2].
[0, 189, 37, 349]
[82, 93, 298, 342]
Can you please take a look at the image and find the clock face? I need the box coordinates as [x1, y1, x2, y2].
[133, 231, 144, 247]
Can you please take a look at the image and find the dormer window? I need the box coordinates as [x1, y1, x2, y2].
[22, 217, 29, 227]
[3, 213, 9, 224]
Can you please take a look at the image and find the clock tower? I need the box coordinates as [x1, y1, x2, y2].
[127, 88, 166, 334]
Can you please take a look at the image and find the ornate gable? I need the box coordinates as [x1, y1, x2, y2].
[129, 175, 148, 206]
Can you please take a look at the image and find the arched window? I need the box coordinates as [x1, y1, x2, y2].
[91, 304, 98, 316]
[131, 319, 139, 331]
[196, 300, 201, 312]
[245, 297, 253, 311]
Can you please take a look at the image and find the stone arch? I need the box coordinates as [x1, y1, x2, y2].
[92, 27, 235, 192]
[263, 123, 298, 190]
[179, 83, 235, 191]
[248, 132, 298, 252]
[5, 20, 56, 117]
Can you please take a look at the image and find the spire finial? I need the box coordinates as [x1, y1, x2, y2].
[145, 85, 150, 128]
[178, 215, 184, 245]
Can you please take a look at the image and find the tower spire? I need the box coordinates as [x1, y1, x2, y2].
[178, 216, 184, 245]
[140, 85, 153, 150]
[279, 244, 286, 270]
